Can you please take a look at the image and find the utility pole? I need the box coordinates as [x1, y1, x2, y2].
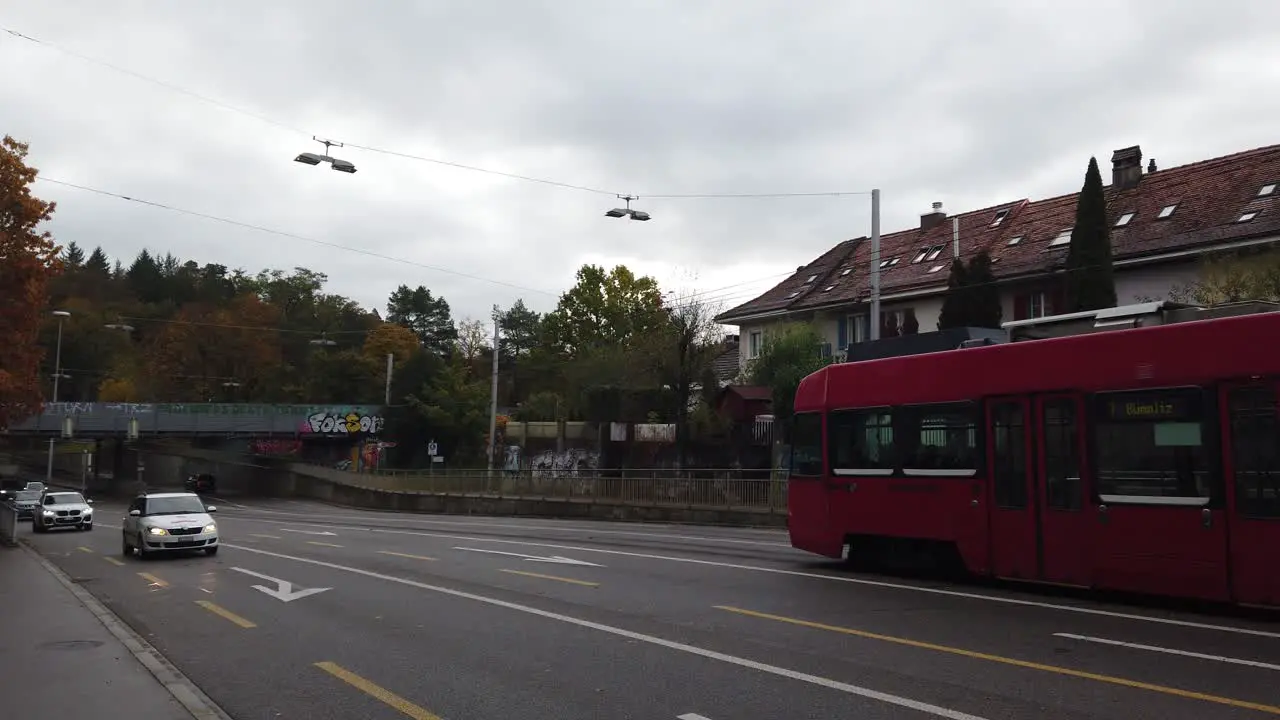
[383, 352, 394, 406]
[46, 310, 70, 482]
[868, 188, 882, 341]
[486, 305, 501, 475]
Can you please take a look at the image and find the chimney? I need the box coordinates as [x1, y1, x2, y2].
[920, 201, 946, 231]
[1147, 158, 1157, 173]
[1111, 145, 1143, 190]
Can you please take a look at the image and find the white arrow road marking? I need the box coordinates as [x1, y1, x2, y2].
[679, 714, 714, 720]
[230, 567, 331, 602]
[280, 528, 338, 536]
[1053, 633, 1280, 671]
[453, 546, 603, 567]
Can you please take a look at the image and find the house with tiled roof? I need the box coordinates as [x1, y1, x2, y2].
[716, 143, 1280, 373]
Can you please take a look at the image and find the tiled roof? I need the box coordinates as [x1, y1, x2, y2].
[711, 343, 740, 383]
[717, 143, 1280, 323]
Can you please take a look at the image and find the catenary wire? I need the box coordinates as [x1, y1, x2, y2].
[3, 26, 868, 201]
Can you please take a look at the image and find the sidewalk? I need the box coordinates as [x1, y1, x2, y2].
[0, 542, 229, 719]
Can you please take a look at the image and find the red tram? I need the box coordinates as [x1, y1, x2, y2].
[788, 309, 1280, 608]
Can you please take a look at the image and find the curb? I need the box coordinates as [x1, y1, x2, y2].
[19, 540, 235, 720]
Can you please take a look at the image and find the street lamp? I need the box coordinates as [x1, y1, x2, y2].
[309, 336, 337, 347]
[604, 194, 651, 222]
[46, 310, 71, 481]
[104, 323, 135, 333]
[295, 137, 357, 174]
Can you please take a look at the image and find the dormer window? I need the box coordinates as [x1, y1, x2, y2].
[1238, 211, 1259, 223]
[911, 248, 929, 263]
[1048, 229, 1072, 247]
[1259, 184, 1276, 197]
[1115, 212, 1135, 227]
[1007, 236, 1023, 246]
[991, 208, 1010, 226]
[1157, 204, 1177, 219]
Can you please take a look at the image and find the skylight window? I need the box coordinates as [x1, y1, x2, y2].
[1238, 211, 1259, 223]
[804, 274, 817, 284]
[1048, 229, 1072, 247]
[925, 246, 944, 261]
[991, 208, 1010, 226]
[927, 264, 945, 274]
[1157, 204, 1177, 219]
[839, 267, 851, 277]
[1259, 184, 1276, 197]
[911, 248, 929, 263]
[785, 291, 799, 299]
[1115, 212, 1135, 227]
[1007, 236, 1023, 246]
[822, 285, 835, 292]
[878, 257, 900, 269]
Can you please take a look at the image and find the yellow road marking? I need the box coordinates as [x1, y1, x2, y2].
[307, 541, 343, 548]
[250, 534, 281, 539]
[195, 600, 256, 629]
[500, 569, 599, 587]
[717, 606, 1280, 715]
[315, 661, 442, 720]
[77, 546, 94, 553]
[103, 556, 126, 567]
[378, 551, 437, 561]
[138, 572, 169, 588]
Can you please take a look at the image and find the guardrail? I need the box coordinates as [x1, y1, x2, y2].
[0, 501, 17, 547]
[337, 472, 788, 513]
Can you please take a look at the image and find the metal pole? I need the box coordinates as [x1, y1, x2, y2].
[46, 316, 65, 481]
[869, 188, 882, 341]
[487, 306, 501, 475]
[383, 352, 394, 406]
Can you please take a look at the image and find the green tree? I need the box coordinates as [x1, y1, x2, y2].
[965, 250, 1003, 328]
[745, 322, 829, 422]
[1064, 156, 1118, 311]
[63, 241, 85, 268]
[386, 284, 457, 356]
[408, 356, 491, 464]
[635, 293, 724, 465]
[936, 258, 970, 329]
[126, 249, 166, 304]
[1171, 248, 1280, 305]
[542, 264, 666, 356]
[84, 246, 110, 275]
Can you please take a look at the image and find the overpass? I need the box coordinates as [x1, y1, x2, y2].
[5, 402, 386, 438]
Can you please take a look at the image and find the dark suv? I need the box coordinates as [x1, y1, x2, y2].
[183, 473, 217, 495]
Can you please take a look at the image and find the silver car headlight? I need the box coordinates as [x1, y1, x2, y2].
[42, 510, 54, 517]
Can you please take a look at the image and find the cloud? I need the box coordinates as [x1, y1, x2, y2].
[3, 0, 1279, 326]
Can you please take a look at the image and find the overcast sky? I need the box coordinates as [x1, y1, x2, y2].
[3, 1, 1279, 328]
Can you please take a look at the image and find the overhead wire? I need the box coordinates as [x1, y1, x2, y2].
[1, 25, 867, 201]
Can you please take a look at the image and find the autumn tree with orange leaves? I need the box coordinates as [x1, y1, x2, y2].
[0, 136, 61, 428]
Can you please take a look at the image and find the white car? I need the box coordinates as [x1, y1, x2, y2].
[32, 491, 94, 532]
[122, 492, 219, 558]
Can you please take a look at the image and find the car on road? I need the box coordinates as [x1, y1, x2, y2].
[32, 491, 94, 532]
[122, 492, 219, 558]
[183, 473, 217, 495]
[10, 489, 41, 520]
[24, 481, 45, 493]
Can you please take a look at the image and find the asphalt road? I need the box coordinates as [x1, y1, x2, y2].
[21, 496, 1280, 720]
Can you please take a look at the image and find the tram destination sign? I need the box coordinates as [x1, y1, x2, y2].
[1097, 389, 1201, 422]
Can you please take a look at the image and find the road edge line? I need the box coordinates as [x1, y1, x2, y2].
[19, 540, 235, 720]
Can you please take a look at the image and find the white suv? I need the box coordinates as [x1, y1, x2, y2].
[122, 492, 219, 558]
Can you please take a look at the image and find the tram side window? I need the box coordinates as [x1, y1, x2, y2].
[790, 412, 824, 477]
[898, 402, 978, 475]
[1093, 388, 1215, 503]
[828, 408, 894, 473]
[1228, 385, 1280, 518]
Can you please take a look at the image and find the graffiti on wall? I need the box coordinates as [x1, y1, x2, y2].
[302, 410, 385, 435]
[249, 439, 303, 456]
[528, 448, 599, 478]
